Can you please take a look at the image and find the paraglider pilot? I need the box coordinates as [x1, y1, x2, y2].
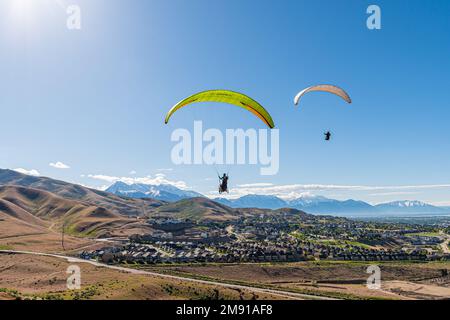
[219, 173, 229, 194]
[324, 131, 331, 141]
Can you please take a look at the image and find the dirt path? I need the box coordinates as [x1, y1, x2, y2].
[441, 240, 450, 254]
[439, 232, 450, 254]
[381, 280, 450, 299]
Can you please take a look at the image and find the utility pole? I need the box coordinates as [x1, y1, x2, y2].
[61, 220, 66, 251]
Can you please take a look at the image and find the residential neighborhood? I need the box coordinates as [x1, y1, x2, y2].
[81, 213, 450, 265]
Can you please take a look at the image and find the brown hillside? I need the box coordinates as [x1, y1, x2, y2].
[0, 169, 164, 217]
[155, 197, 241, 221]
[0, 185, 147, 238]
[154, 197, 308, 222]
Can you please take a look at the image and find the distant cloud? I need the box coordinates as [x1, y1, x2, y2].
[13, 168, 40, 176]
[369, 191, 419, 197]
[87, 173, 188, 189]
[129, 170, 137, 175]
[431, 201, 450, 207]
[79, 183, 109, 191]
[237, 183, 274, 188]
[49, 161, 70, 169]
[157, 168, 173, 172]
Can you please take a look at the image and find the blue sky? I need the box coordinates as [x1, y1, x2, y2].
[1, 0, 450, 204]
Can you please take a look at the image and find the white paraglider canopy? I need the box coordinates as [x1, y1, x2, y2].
[294, 85, 352, 106]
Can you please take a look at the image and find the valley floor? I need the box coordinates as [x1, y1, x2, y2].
[1, 169, 449, 300]
[0, 252, 295, 300]
[1, 250, 450, 300]
[135, 260, 450, 300]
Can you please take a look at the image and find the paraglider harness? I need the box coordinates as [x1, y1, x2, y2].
[218, 173, 229, 194]
[324, 131, 331, 141]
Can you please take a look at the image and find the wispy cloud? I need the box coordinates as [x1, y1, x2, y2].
[431, 201, 450, 207]
[129, 170, 137, 175]
[13, 168, 40, 176]
[87, 173, 188, 189]
[79, 183, 109, 191]
[369, 191, 420, 197]
[157, 168, 173, 172]
[49, 161, 70, 169]
[237, 183, 274, 188]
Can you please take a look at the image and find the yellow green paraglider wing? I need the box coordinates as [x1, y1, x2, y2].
[294, 85, 352, 106]
[165, 90, 275, 128]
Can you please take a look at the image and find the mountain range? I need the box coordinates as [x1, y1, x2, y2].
[3, 169, 448, 219]
[106, 181, 203, 202]
[214, 195, 448, 216]
[0, 169, 306, 238]
[0, 169, 169, 238]
[104, 180, 450, 216]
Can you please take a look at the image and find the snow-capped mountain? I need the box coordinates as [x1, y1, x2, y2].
[289, 197, 377, 215]
[106, 182, 449, 216]
[214, 194, 376, 215]
[214, 195, 448, 216]
[375, 200, 445, 214]
[106, 181, 204, 202]
[288, 194, 330, 207]
[214, 195, 287, 210]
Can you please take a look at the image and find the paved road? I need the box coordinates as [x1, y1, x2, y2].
[0, 250, 336, 300]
